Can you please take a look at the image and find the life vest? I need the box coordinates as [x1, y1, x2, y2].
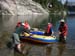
[46, 24, 52, 33]
[24, 22, 30, 29]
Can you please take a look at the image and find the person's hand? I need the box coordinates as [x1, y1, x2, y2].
[52, 31, 54, 35]
[59, 32, 61, 34]
[64, 36, 66, 40]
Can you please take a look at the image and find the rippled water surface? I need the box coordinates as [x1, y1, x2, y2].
[0, 15, 75, 56]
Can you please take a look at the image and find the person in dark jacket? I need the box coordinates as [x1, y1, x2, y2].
[58, 19, 68, 43]
[13, 22, 25, 53]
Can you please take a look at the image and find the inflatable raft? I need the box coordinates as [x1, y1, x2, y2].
[20, 33, 58, 44]
[30, 31, 44, 35]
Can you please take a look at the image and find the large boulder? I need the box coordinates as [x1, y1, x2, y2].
[0, 0, 49, 16]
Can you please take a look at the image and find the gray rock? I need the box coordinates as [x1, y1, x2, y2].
[0, 0, 49, 16]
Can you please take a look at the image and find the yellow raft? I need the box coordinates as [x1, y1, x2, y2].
[20, 33, 58, 44]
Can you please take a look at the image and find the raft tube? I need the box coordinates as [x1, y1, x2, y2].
[20, 34, 58, 44]
[30, 31, 44, 35]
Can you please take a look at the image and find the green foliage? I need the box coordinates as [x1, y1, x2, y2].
[33, 0, 64, 11]
[33, 0, 67, 21]
[33, 0, 49, 8]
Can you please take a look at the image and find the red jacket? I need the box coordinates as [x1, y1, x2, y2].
[58, 24, 68, 36]
[16, 22, 21, 27]
[24, 22, 30, 29]
[46, 23, 52, 33]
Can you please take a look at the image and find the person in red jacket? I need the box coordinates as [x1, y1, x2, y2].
[16, 22, 21, 27]
[24, 21, 30, 30]
[22, 21, 30, 33]
[44, 23, 53, 36]
[58, 19, 68, 43]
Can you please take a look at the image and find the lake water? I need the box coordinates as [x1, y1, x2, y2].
[0, 15, 75, 56]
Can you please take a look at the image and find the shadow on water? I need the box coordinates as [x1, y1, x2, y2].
[57, 43, 66, 56]
[45, 43, 66, 56]
[0, 31, 14, 56]
[6, 40, 13, 49]
[46, 44, 53, 56]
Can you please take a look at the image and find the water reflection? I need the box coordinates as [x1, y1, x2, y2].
[0, 15, 61, 32]
[0, 15, 48, 32]
[46, 44, 53, 56]
[0, 15, 75, 56]
[0, 15, 49, 56]
[0, 15, 18, 32]
[45, 43, 66, 56]
[57, 43, 66, 56]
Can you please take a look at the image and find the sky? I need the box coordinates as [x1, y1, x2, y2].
[59, 0, 75, 5]
[68, 0, 75, 2]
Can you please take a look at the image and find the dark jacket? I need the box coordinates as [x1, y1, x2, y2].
[58, 23, 68, 36]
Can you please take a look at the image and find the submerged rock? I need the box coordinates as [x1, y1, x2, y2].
[0, 0, 49, 16]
